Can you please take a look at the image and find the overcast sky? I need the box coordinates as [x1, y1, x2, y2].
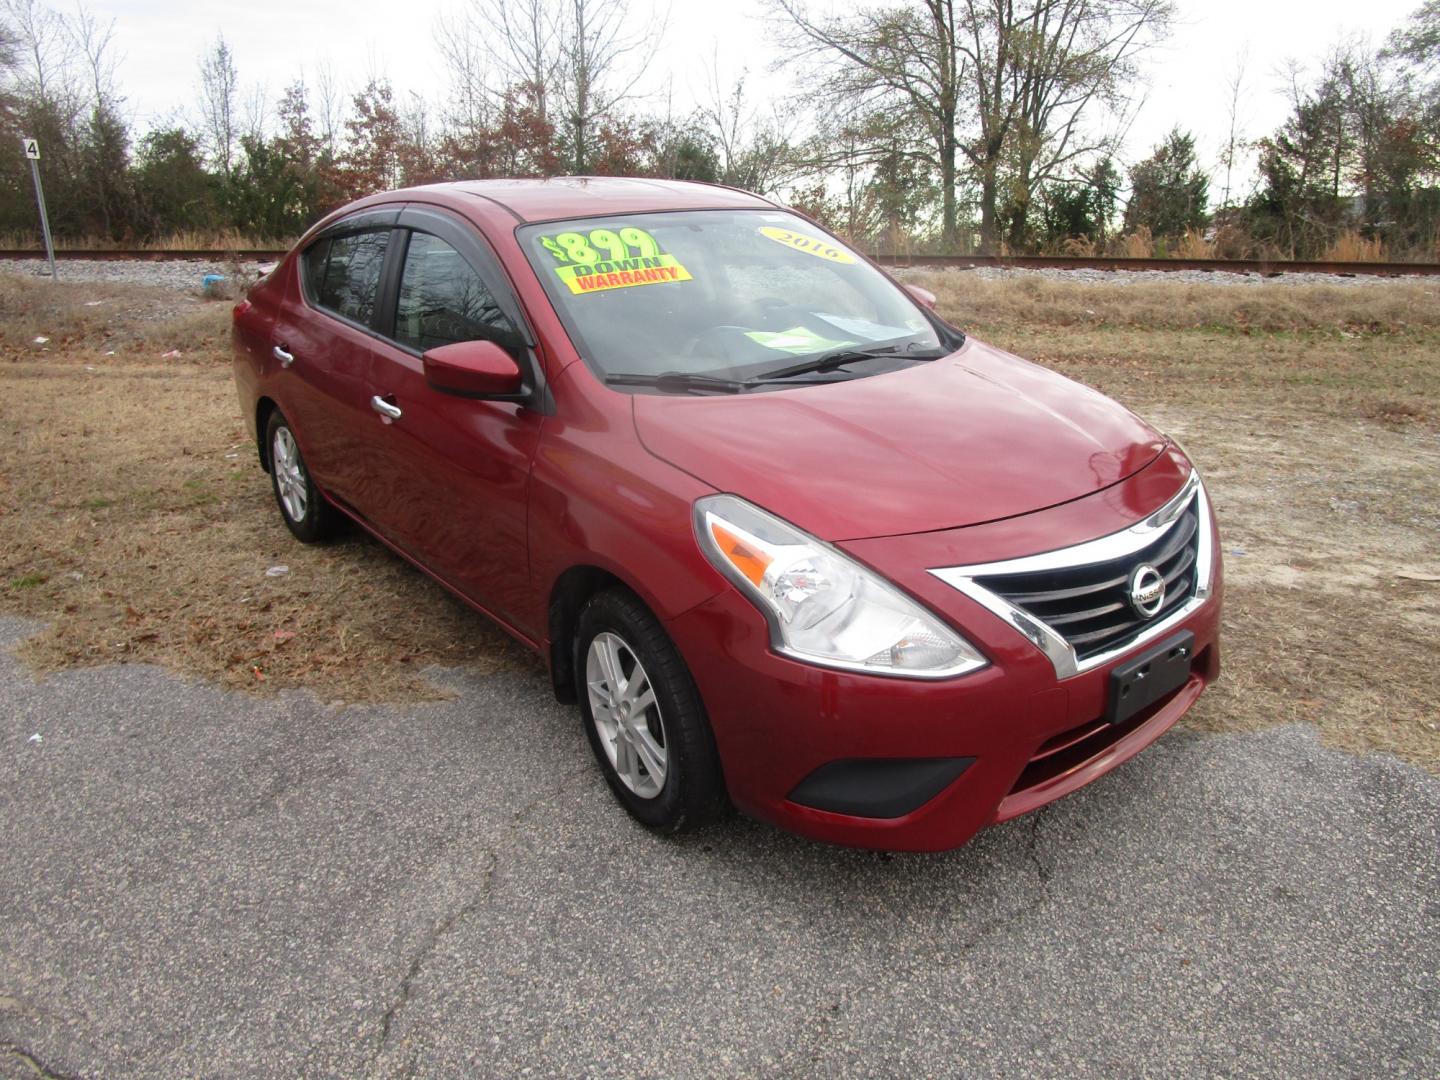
[87, 0, 1423, 196]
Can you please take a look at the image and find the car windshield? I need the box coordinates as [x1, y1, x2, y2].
[518, 209, 946, 392]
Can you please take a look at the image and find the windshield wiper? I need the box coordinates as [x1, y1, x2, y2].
[605, 371, 750, 394]
[605, 347, 943, 395]
[751, 343, 945, 382]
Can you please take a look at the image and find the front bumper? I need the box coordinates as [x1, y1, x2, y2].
[664, 455, 1223, 852]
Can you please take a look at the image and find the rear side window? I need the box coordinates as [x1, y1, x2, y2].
[312, 230, 389, 325]
[393, 232, 520, 353]
[300, 238, 329, 299]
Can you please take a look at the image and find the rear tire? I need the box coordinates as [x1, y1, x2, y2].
[265, 409, 337, 543]
[575, 588, 726, 833]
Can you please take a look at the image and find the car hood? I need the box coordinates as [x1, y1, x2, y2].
[631, 337, 1167, 541]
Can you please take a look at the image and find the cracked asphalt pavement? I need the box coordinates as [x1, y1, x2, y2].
[1, 616, 1436, 1078]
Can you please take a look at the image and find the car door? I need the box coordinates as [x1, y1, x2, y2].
[271, 208, 399, 507]
[356, 209, 547, 634]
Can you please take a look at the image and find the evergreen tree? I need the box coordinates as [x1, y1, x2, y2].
[1124, 129, 1209, 238]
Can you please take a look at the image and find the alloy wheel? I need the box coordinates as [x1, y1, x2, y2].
[271, 426, 308, 523]
[586, 631, 668, 799]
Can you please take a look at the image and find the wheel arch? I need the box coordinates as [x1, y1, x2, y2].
[255, 396, 279, 472]
[546, 565, 633, 704]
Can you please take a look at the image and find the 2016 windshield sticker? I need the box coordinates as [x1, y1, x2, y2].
[539, 227, 692, 294]
[555, 255, 692, 294]
[758, 226, 856, 264]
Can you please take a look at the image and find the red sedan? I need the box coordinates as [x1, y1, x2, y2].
[232, 178, 1222, 851]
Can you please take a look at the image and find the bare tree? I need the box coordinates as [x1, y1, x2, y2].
[557, 0, 655, 172]
[242, 81, 268, 146]
[442, 0, 656, 174]
[699, 61, 799, 194]
[5, 0, 80, 109]
[67, 2, 115, 109]
[993, 0, 1176, 249]
[1219, 46, 1249, 209]
[4, 0, 86, 223]
[315, 60, 344, 156]
[68, 3, 128, 236]
[445, 0, 558, 125]
[198, 32, 238, 176]
[399, 89, 441, 183]
[772, 1, 967, 245]
[435, 5, 495, 149]
[773, 0, 1173, 252]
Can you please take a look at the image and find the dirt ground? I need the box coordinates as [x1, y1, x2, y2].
[2, 271, 1436, 773]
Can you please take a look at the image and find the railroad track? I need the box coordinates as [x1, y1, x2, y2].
[0, 249, 288, 262]
[3, 248, 1439, 277]
[874, 253, 1440, 277]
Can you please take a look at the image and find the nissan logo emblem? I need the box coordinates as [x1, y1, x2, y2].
[1128, 564, 1166, 619]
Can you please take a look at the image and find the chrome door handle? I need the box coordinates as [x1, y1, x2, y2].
[371, 395, 402, 421]
[273, 345, 295, 368]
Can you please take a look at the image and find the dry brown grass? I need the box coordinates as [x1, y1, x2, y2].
[1148, 406, 1440, 772]
[1117, 227, 1153, 258]
[910, 270, 1440, 336]
[1060, 236, 1098, 257]
[1323, 230, 1386, 262]
[1, 271, 1436, 774]
[1174, 230, 1215, 259]
[922, 273, 1440, 774]
[913, 273, 1440, 430]
[0, 276, 231, 358]
[0, 276, 533, 702]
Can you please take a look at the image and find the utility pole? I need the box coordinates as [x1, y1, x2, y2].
[22, 138, 58, 281]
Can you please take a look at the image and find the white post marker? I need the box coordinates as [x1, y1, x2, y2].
[22, 138, 58, 281]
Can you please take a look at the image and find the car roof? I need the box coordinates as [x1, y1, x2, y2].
[422, 176, 776, 224]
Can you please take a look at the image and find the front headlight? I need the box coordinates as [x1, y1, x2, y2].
[694, 494, 987, 679]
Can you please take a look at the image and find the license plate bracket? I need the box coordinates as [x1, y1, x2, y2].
[1106, 631, 1195, 726]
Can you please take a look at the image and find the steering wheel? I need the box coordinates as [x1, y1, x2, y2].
[684, 324, 752, 362]
[740, 296, 793, 324]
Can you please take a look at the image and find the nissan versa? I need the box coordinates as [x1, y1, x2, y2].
[231, 177, 1222, 852]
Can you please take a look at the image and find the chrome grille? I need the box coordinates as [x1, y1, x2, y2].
[972, 503, 1200, 662]
[929, 473, 1215, 680]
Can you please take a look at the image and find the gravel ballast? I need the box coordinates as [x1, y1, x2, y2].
[4, 255, 1432, 292]
[899, 264, 1434, 288]
[1, 256, 274, 292]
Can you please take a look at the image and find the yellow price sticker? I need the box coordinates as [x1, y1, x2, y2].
[540, 227, 662, 265]
[759, 226, 857, 264]
[555, 254, 693, 295]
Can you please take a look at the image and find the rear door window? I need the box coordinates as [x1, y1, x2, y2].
[312, 230, 390, 326]
[300, 237, 330, 300]
[392, 231, 520, 354]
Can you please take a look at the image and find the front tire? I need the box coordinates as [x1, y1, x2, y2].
[265, 409, 337, 543]
[575, 588, 725, 833]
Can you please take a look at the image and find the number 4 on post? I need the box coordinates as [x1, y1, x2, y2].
[22, 137, 57, 280]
